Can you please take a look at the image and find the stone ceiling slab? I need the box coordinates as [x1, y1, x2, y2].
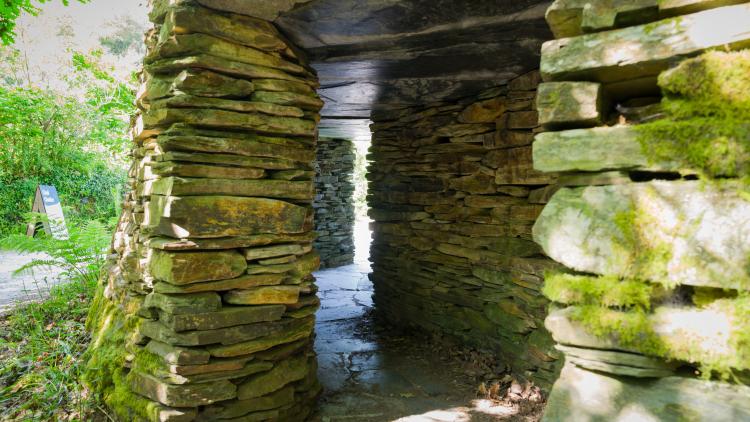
[275, 0, 553, 139]
[195, 0, 315, 20]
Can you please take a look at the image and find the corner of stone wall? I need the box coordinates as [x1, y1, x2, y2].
[367, 72, 563, 390]
[535, 1, 750, 419]
[313, 138, 356, 269]
[83, 2, 323, 420]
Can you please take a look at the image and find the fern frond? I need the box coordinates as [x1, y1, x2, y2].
[12, 259, 67, 276]
[1, 218, 112, 283]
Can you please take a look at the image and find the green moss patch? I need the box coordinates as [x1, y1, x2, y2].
[612, 205, 674, 286]
[636, 50, 750, 179]
[543, 272, 653, 309]
[82, 285, 152, 421]
[566, 295, 750, 382]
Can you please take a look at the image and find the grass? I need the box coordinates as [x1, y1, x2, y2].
[0, 277, 106, 421]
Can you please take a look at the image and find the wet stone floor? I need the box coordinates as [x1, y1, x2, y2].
[310, 258, 542, 421]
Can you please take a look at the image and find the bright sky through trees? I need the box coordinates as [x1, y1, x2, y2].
[11, 0, 148, 90]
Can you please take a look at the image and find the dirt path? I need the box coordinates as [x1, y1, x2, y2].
[0, 251, 62, 314]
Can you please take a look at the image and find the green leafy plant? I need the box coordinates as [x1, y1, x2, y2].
[0, 216, 112, 285]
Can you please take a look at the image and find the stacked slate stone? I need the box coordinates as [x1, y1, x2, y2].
[313, 138, 356, 268]
[86, 1, 324, 421]
[534, 1, 750, 419]
[367, 72, 562, 389]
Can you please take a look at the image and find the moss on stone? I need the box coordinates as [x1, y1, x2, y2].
[568, 294, 750, 382]
[82, 285, 152, 420]
[611, 201, 674, 287]
[571, 305, 667, 356]
[132, 348, 167, 375]
[107, 369, 155, 422]
[636, 50, 750, 179]
[692, 286, 737, 308]
[543, 272, 653, 310]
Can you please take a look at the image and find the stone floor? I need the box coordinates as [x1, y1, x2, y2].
[311, 219, 538, 421]
[0, 251, 61, 314]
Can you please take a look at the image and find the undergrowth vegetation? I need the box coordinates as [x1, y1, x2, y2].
[0, 278, 103, 421]
[0, 220, 112, 420]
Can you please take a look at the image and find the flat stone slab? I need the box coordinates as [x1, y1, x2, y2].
[198, 386, 295, 420]
[545, 0, 658, 38]
[541, 4, 750, 86]
[243, 243, 309, 260]
[142, 177, 314, 200]
[153, 133, 315, 162]
[195, 0, 313, 20]
[153, 274, 285, 294]
[147, 233, 317, 251]
[146, 54, 315, 87]
[546, 305, 746, 371]
[143, 107, 316, 137]
[144, 292, 222, 315]
[237, 355, 310, 400]
[147, 33, 305, 74]
[129, 371, 236, 407]
[145, 150, 300, 170]
[146, 162, 266, 180]
[146, 339, 211, 366]
[536, 82, 607, 129]
[144, 195, 311, 238]
[161, 4, 288, 51]
[148, 249, 247, 285]
[207, 317, 314, 358]
[140, 316, 312, 347]
[158, 305, 286, 332]
[142, 70, 256, 102]
[533, 125, 680, 173]
[152, 361, 273, 385]
[533, 180, 750, 290]
[545, 0, 746, 38]
[544, 363, 750, 421]
[223, 286, 301, 305]
[556, 345, 676, 378]
[148, 94, 305, 118]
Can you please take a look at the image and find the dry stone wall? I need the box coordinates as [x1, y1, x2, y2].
[84, 2, 323, 421]
[313, 138, 355, 269]
[534, 1, 750, 419]
[367, 72, 562, 389]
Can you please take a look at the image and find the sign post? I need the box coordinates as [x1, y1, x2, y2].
[26, 185, 69, 240]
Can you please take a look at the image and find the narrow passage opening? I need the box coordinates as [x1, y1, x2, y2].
[310, 106, 548, 419]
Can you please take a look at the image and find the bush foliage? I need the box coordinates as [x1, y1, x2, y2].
[0, 50, 134, 235]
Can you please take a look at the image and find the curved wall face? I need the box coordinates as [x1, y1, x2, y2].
[85, 2, 323, 420]
[535, 1, 750, 419]
[313, 138, 356, 269]
[367, 73, 562, 389]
